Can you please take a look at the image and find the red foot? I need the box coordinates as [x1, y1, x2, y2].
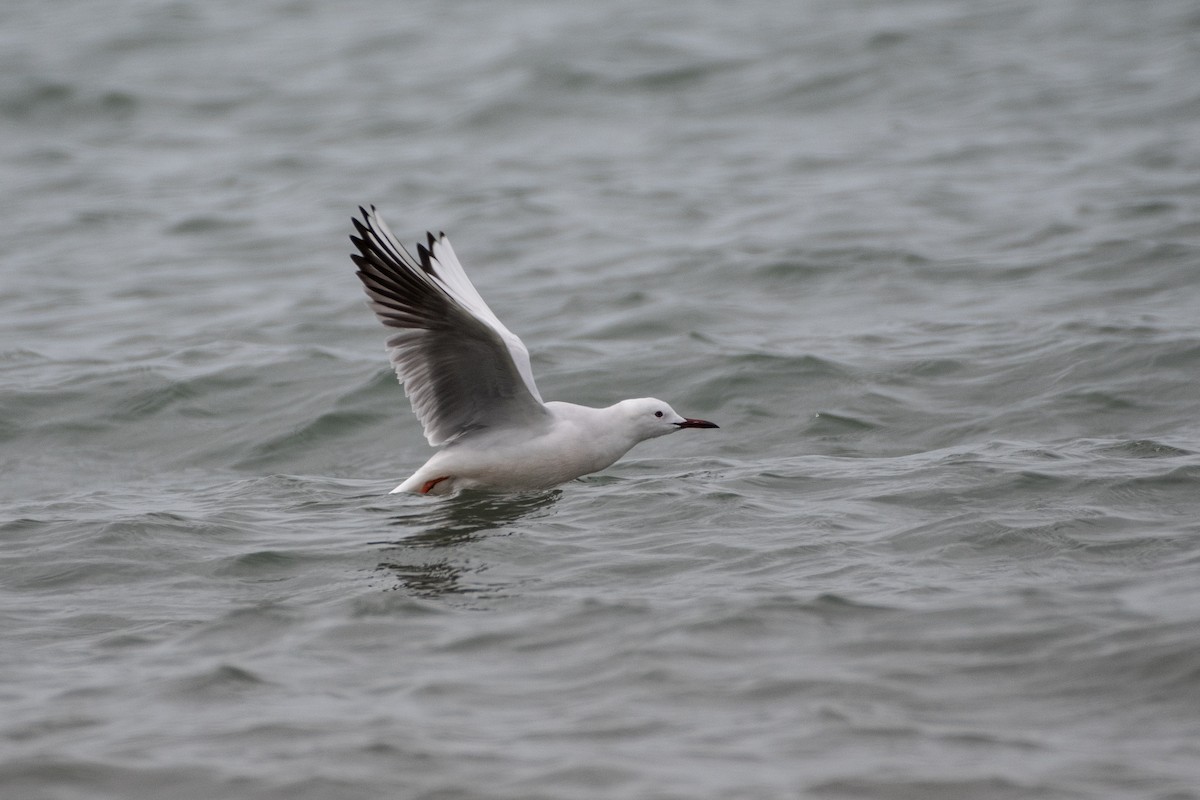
[420, 476, 451, 494]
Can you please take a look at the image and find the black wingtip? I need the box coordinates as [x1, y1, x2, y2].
[414, 242, 437, 276]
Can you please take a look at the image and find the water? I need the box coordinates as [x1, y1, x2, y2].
[3, 0, 1200, 797]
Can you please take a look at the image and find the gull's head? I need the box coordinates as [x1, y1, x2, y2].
[616, 397, 719, 441]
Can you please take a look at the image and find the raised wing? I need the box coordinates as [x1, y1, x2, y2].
[350, 206, 549, 446]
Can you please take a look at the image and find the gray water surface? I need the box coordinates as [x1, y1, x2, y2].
[4, 1, 1200, 798]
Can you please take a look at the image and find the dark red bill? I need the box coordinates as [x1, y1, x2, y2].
[676, 418, 719, 429]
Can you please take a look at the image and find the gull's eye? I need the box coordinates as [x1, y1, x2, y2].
[654, 410, 664, 418]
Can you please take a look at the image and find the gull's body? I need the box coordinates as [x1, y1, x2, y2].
[350, 206, 717, 495]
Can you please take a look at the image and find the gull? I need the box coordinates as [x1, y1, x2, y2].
[350, 206, 719, 495]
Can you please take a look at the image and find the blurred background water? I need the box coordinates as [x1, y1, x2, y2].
[3, 1, 1200, 798]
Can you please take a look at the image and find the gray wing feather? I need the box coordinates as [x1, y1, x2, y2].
[350, 206, 550, 446]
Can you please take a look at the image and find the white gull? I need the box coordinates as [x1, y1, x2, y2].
[350, 206, 719, 495]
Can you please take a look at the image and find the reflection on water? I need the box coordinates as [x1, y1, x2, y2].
[372, 490, 561, 596]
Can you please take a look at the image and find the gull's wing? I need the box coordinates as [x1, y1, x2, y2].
[350, 206, 550, 446]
